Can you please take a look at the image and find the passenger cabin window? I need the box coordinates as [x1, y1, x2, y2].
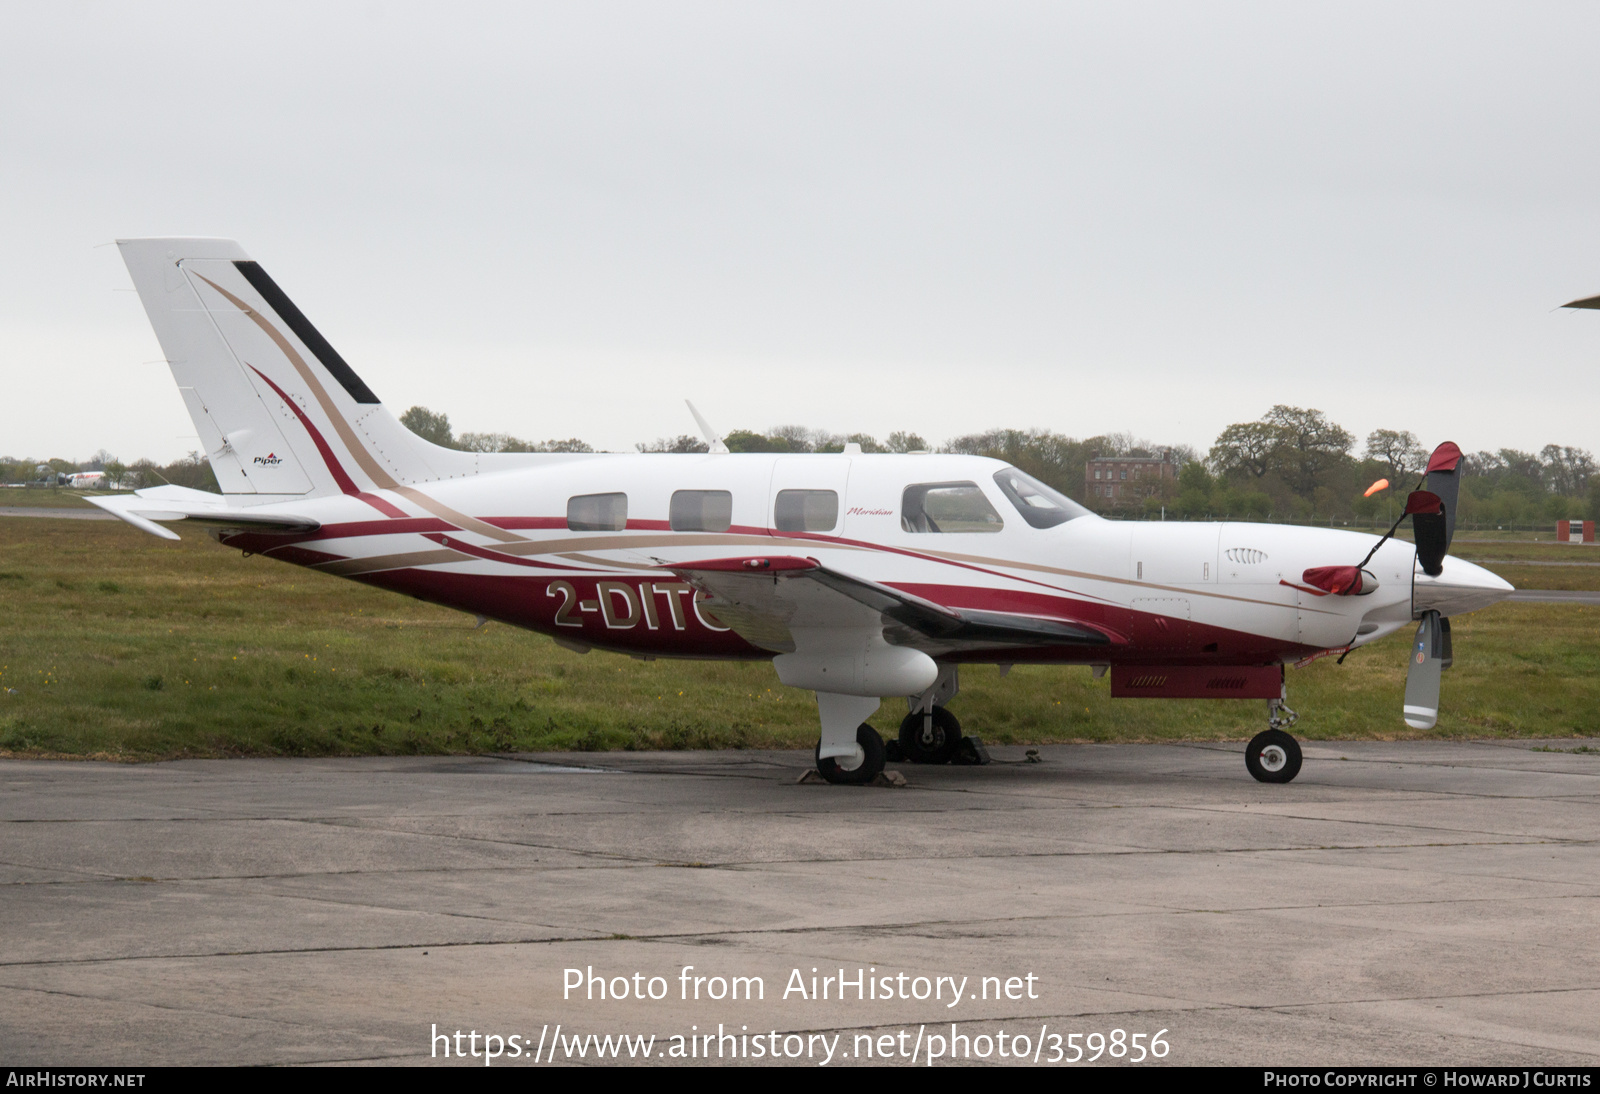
[567, 492, 627, 532]
[901, 482, 1003, 534]
[774, 489, 839, 533]
[670, 490, 732, 533]
[992, 468, 1092, 529]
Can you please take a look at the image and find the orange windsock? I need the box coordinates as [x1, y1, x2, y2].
[1364, 478, 1390, 498]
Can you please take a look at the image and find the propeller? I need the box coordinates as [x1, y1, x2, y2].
[1336, 442, 1465, 726]
[1404, 443, 1463, 727]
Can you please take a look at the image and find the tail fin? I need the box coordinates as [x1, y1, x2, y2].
[118, 238, 477, 499]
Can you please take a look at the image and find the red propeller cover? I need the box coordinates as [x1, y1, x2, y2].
[1425, 441, 1463, 474]
[1404, 490, 1443, 515]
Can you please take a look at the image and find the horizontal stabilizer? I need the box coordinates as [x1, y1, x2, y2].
[87, 486, 320, 540]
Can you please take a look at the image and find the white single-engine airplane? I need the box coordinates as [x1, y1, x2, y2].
[94, 239, 1515, 784]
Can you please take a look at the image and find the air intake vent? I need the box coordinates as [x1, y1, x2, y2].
[1225, 548, 1267, 564]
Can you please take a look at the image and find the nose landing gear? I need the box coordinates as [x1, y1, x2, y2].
[897, 706, 962, 765]
[1246, 698, 1302, 783]
[894, 664, 967, 765]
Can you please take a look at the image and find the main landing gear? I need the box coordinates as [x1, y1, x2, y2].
[1245, 698, 1302, 783]
[812, 693, 889, 785]
[814, 723, 887, 785]
[811, 666, 981, 784]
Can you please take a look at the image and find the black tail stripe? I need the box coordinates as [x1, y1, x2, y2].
[233, 260, 381, 405]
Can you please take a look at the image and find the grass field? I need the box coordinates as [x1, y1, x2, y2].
[2, 516, 1597, 760]
[0, 488, 114, 508]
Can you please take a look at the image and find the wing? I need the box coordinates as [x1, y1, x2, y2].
[667, 555, 1122, 655]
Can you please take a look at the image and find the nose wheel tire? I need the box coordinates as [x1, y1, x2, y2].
[816, 723, 887, 785]
[1245, 729, 1302, 784]
[897, 706, 962, 764]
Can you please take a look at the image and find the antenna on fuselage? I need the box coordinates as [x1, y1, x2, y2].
[686, 400, 729, 454]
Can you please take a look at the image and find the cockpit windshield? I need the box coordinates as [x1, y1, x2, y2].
[991, 468, 1093, 528]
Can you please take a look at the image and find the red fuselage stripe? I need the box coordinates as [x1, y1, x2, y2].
[420, 532, 581, 571]
[246, 366, 406, 518]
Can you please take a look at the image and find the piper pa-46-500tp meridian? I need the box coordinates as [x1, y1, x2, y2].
[94, 239, 1515, 785]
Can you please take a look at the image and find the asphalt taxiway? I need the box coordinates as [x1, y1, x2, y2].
[1, 741, 1597, 1066]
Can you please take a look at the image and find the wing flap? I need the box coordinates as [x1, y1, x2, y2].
[670, 556, 879, 652]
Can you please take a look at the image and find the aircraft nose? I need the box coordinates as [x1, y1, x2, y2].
[1412, 555, 1514, 618]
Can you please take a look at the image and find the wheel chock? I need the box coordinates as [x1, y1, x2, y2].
[797, 768, 906, 787]
[954, 736, 992, 765]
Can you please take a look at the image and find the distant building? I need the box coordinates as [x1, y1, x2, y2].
[1085, 450, 1179, 506]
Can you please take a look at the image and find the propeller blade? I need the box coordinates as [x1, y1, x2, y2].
[1407, 490, 1448, 576]
[1439, 616, 1453, 671]
[1404, 610, 1444, 729]
[1423, 442, 1463, 551]
[1355, 489, 1437, 572]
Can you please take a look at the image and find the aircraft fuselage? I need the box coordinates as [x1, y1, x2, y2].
[210, 451, 1502, 675]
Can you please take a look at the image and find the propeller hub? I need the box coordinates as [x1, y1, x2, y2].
[1412, 555, 1514, 618]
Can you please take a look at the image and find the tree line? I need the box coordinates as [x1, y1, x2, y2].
[0, 451, 220, 493]
[1194, 406, 1596, 525]
[8, 402, 1594, 526]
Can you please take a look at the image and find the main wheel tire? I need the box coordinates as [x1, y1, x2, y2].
[1245, 729, 1302, 784]
[897, 706, 962, 765]
[816, 723, 886, 785]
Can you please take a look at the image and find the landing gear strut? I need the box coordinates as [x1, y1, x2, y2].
[813, 693, 887, 785]
[1246, 697, 1302, 783]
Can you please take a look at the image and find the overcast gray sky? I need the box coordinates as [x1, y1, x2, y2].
[5, 1, 1600, 465]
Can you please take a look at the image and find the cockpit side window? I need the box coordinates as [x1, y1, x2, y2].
[901, 482, 1004, 533]
[992, 468, 1092, 528]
